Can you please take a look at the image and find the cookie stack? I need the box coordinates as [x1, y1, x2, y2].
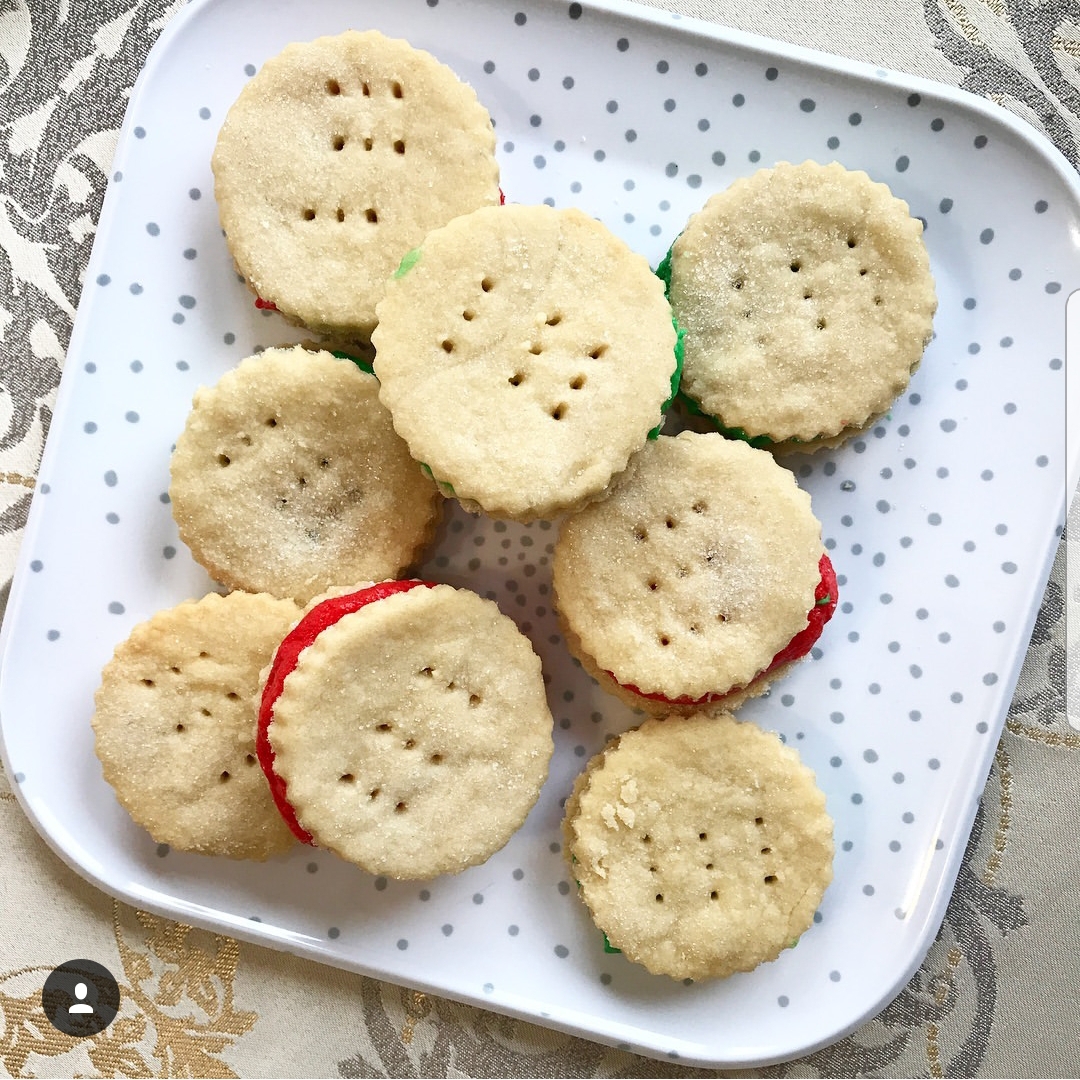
[90, 29, 940, 983]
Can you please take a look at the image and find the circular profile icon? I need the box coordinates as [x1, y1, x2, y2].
[41, 959, 120, 1037]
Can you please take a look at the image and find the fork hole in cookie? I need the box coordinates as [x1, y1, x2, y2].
[691, 501, 707, 514]
[429, 753, 443, 765]
[326, 78, 342, 95]
[174, 723, 184, 732]
[419, 666, 434, 677]
[339, 773, 355, 783]
[508, 372, 525, 386]
[731, 275, 745, 290]
[364, 208, 378, 223]
[462, 308, 476, 321]
[336, 208, 346, 223]
[332, 134, 345, 151]
[225, 691, 240, 701]
[368, 787, 380, 800]
[658, 635, 670, 647]
[391, 80, 404, 98]
[710, 890, 719, 900]
[698, 831, 708, 841]
[633, 526, 648, 542]
[395, 801, 408, 813]
[264, 417, 278, 427]
[551, 404, 567, 421]
[790, 260, 801, 272]
[665, 517, 676, 529]
[546, 312, 562, 326]
[529, 342, 543, 355]
[360, 81, 370, 96]
[654, 893, 664, 903]
[216, 453, 231, 467]
[764, 874, 778, 884]
[376, 722, 393, 732]
[481, 276, 494, 292]
[363, 136, 374, 151]
[588, 344, 608, 359]
[569, 374, 586, 390]
[245, 754, 257, 766]
[403, 739, 416, 750]
[847, 235, 858, 248]
[393, 139, 406, 155]
[441, 339, 455, 354]
[219, 771, 230, 783]
[301, 208, 316, 221]
[647, 579, 659, 591]
[468, 693, 482, 707]
[816, 317, 827, 330]
[761, 846, 772, 855]
[755, 816, 765, 826]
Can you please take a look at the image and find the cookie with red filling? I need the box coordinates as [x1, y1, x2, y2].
[552, 431, 836, 715]
[257, 580, 554, 878]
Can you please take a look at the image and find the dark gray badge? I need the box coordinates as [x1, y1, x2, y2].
[41, 959, 120, 1037]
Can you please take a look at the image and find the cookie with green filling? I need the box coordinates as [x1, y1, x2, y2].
[563, 711, 834, 981]
[211, 29, 501, 339]
[371, 203, 682, 522]
[169, 345, 440, 603]
[552, 431, 836, 715]
[661, 160, 936, 453]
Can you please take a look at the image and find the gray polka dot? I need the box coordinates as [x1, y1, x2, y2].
[46, 629, 60, 641]
[863, 749, 878, 763]
[827, 136, 839, 149]
[554, 944, 570, 958]
[472, 892, 484, 904]
[528, 67, 540, 81]
[163, 545, 176, 559]
[910, 664, 923, 678]
[979, 227, 994, 243]
[397, 939, 408, 950]
[862, 884, 875, 896]
[665, 162, 678, 177]
[893, 772, 905, 783]
[483, 60, 495, 73]
[896, 155, 909, 171]
[156, 843, 169, 857]
[1002, 561, 1017, 574]
[508, 925, 519, 936]
[244, 63, 256, 76]
[974, 134, 988, 148]
[939, 198, 953, 213]
[134, 125, 145, 138]
[800, 98, 815, 112]
[940, 418, 957, 432]
[108, 601, 124, 614]
[375, 876, 388, 891]
[778, 995, 789, 1007]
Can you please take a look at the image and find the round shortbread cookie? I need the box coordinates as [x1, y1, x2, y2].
[553, 431, 830, 713]
[92, 591, 301, 860]
[371, 203, 680, 522]
[169, 345, 440, 604]
[265, 583, 554, 878]
[663, 160, 937, 451]
[211, 30, 501, 338]
[563, 712, 834, 982]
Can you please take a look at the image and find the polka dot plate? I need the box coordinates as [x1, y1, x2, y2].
[2, 0, 1078, 1068]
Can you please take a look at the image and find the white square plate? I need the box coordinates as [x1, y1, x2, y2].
[2, 0, 1078, 1067]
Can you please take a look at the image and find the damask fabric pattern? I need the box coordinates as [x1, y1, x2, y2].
[0, 1, 1076, 1077]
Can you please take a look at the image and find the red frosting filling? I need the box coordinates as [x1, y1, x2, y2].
[614, 552, 838, 707]
[254, 296, 278, 311]
[256, 579, 437, 844]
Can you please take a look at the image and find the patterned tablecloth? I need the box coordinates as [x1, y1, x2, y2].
[1, 1, 1077, 1077]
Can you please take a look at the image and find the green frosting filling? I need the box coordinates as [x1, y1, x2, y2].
[654, 241, 676, 296]
[330, 349, 374, 377]
[419, 461, 456, 497]
[647, 318, 686, 440]
[602, 932, 622, 955]
[393, 247, 422, 278]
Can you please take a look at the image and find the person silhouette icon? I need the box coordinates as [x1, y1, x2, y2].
[42, 959, 119, 1036]
[68, 982, 95, 1015]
